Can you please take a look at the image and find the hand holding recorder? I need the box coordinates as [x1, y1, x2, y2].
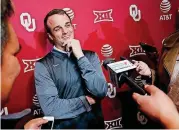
[24, 118, 48, 130]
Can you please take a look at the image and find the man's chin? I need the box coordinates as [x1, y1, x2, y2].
[62, 36, 74, 41]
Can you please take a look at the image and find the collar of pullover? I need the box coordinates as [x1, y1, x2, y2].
[51, 46, 71, 59]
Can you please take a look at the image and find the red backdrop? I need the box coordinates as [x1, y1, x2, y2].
[2, 0, 179, 129]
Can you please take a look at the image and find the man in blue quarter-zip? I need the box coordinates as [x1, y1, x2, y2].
[34, 9, 108, 129]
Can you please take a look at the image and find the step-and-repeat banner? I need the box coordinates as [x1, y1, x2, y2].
[1, 0, 179, 129]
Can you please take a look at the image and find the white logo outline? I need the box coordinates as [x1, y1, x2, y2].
[129, 45, 146, 57]
[93, 9, 113, 23]
[137, 111, 148, 125]
[20, 13, 36, 32]
[101, 44, 113, 58]
[107, 83, 116, 98]
[0, 107, 8, 116]
[129, 5, 141, 22]
[105, 117, 123, 129]
[63, 8, 75, 20]
[160, 0, 171, 13]
[22, 58, 41, 73]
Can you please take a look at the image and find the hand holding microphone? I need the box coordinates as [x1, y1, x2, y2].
[103, 58, 147, 95]
[62, 39, 84, 59]
[133, 60, 151, 77]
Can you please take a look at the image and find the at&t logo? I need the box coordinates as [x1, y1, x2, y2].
[101, 44, 113, 58]
[33, 94, 42, 116]
[63, 8, 77, 29]
[160, 0, 172, 20]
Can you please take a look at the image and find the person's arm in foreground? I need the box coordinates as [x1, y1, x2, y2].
[24, 118, 48, 130]
[132, 85, 179, 129]
[132, 60, 156, 84]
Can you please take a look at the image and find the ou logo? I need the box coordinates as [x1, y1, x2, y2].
[20, 13, 36, 32]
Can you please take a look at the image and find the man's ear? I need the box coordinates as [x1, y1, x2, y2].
[47, 33, 53, 41]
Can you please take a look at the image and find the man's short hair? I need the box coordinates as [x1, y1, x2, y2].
[1, 0, 14, 55]
[44, 9, 71, 35]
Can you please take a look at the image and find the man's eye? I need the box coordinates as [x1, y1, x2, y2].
[55, 28, 60, 31]
[54, 27, 62, 32]
[66, 24, 71, 27]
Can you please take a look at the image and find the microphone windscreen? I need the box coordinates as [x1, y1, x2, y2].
[103, 58, 115, 70]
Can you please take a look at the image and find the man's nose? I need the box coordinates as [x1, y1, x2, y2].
[62, 28, 68, 34]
